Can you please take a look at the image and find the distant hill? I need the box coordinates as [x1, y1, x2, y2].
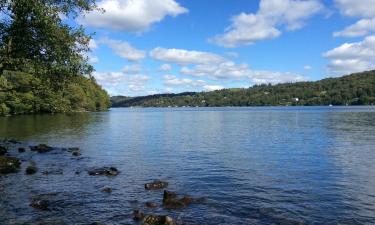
[111, 70, 375, 107]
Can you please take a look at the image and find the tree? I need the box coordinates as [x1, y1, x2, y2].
[0, 0, 97, 81]
[0, 0, 111, 116]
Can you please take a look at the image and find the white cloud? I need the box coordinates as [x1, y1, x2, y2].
[89, 39, 98, 50]
[304, 65, 312, 70]
[251, 71, 307, 84]
[226, 52, 239, 58]
[150, 47, 225, 65]
[88, 55, 99, 64]
[159, 63, 172, 71]
[203, 85, 224, 91]
[334, 18, 375, 37]
[181, 60, 308, 84]
[323, 35, 375, 75]
[335, 0, 375, 18]
[211, 0, 323, 47]
[122, 64, 142, 74]
[101, 38, 145, 61]
[163, 75, 206, 87]
[181, 61, 252, 79]
[93, 71, 150, 95]
[79, 0, 188, 32]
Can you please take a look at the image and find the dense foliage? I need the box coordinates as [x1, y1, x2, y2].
[112, 70, 375, 107]
[0, 0, 110, 116]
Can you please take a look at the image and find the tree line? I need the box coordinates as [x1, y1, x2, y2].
[111, 70, 375, 107]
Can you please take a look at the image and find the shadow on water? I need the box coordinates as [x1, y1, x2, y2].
[0, 113, 96, 140]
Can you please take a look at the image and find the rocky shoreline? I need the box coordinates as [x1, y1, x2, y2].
[0, 139, 204, 225]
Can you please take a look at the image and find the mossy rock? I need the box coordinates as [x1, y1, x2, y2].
[0, 156, 21, 174]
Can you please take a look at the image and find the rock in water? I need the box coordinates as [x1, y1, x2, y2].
[162, 190, 204, 209]
[146, 202, 157, 208]
[72, 151, 81, 156]
[145, 180, 169, 190]
[88, 167, 119, 176]
[133, 209, 145, 221]
[18, 147, 26, 153]
[42, 169, 63, 175]
[68, 147, 80, 152]
[30, 199, 50, 210]
[30, 144, 53, 153]
[101, 187, 112, 193]
[163, 190, 178, 204]
[0, 146, 7, 156]
[0, 156, 21, 174]
[25, 163, 38, 175]
[143, 215, 174, 225]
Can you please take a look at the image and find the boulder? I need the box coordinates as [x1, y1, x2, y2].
[145, 180, 169, 190]
[143, 215, 174, 225]
[88, 167, 119, 176]
[30, 144, 53, 153]
[0, 156, 21, 174]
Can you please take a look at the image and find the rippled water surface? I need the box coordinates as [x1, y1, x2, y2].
[1, 107, 375, 225]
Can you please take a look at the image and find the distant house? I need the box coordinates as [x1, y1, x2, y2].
[292, 97, 299, 102]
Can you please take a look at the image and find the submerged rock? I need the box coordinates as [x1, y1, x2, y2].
[0, 156, 21, 174]
[163, 190, 204, 209]
[145, 180, 169, 190]
[30, 193, 63, 211]
[30, 199, 50, 210]
[101, 187, 112, 193]
[146, 202, 157, 208]
[25, 164, 38, 175]
[18, 147, 26, 153]
[88, 167, 119, 176]
[68, 147, 81, 156]
[143, 215, 174, 225]
[68, 147, 80, 152]
[72, 151, 81, 156]
[42, 169, 63, 175]
[133, 209, 145, 221]
[30, 144, 53, 153]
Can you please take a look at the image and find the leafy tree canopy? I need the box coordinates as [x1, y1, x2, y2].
[0, 0, 111, 116]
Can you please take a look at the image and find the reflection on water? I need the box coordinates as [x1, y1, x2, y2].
[0, 113, 94, 140]
[0, 107, 375, 225]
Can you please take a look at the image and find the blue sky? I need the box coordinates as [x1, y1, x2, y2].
[74, 0, 375, 96]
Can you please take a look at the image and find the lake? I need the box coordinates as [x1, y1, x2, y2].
[1, 107, 375, 225]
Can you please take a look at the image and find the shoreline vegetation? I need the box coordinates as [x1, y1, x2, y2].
[111, 70, 375, 108]
[0, 0, 110, 117]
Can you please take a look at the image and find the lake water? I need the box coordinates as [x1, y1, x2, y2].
[1, 107, 375, 225]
